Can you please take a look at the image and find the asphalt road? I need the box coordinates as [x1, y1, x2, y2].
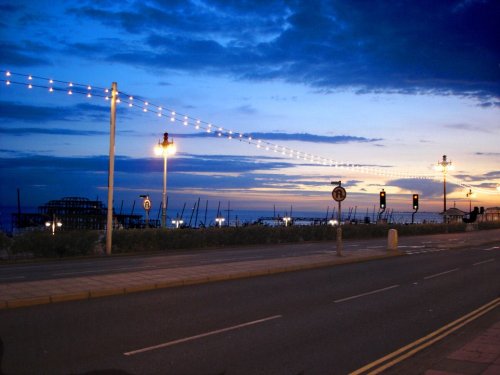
[2, 231, 496, 282]
[0, 242, 498, 374]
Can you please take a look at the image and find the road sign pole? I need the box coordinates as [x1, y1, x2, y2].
[331, 181, 345, 257]
[337, 201, 342, 256]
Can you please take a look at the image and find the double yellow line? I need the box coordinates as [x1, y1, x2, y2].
[350, 297, 500, 375]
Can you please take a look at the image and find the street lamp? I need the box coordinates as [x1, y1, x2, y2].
[171, 218, 184, 229]
[328, 219, 339, 226]
[466, 189, 475, 213]
[215, 216, 225, 227]
[154, 132, 176, 228]
[45, 214, 62, 235]
[283, 216, 291, 227]
[434, 155, 454, 213]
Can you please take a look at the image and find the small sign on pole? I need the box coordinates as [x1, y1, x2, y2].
[140, 195, 151, 228]
[332, 186, 346, 202]
[143, 198, 151, 211]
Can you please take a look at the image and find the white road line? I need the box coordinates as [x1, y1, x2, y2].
[473, 259, 495, 266]
[424, 268, 460, 280]
[0, 275, 26, 281]
[124, 315, 282, 356]
[334, 285, 400, 304]
[483, 246, 499, 251]
[53, 265, 158, 276]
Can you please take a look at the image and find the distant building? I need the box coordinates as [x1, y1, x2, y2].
[12, 196, 143, 231]
[482, 207, 500, 222]
[440, 207, 466, 223]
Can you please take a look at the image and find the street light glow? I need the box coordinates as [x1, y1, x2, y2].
[45, 215, 62, 235]
[172, 219, 184, 228]
[215, 217, 225, 227]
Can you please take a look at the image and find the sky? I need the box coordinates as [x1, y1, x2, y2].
[0, 0, 499, 222]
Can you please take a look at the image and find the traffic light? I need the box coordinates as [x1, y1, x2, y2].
[380, 190, 386, 209]
[413, 194, 419, 210]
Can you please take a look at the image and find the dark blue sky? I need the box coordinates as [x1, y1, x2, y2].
[1, 0, 499, 218]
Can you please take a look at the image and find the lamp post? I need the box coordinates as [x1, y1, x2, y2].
[328, 219, 339, 226]
[154, 132, 176, 228]
[215, 216, 225, 227]
[466, 189, 475, 213]
[45, 214, 62, 235]
[434, 155, 454, 213]
[172, 218, 184, 229]
[283, 216, 291, 227]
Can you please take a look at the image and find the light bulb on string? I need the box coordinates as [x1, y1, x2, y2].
[4, 70, 493, 193]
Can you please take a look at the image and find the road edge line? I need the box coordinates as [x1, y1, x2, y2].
[349, 297, 500, 375]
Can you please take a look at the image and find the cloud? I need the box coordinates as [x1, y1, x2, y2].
[176, 132, 381, 144]
[0, 41, 47, 66]
[0, 152, 295, 175]
[0, 127, 108, 136]
[445, 123, 493, 133]
[475, 152, 500, 157]
[59, 1, 500, 100]
[387, 178, 461, 198]
[0, 151, 301, 207]
[483, 170, 500, 178]
[0, 101, 113, 123]
[235, 104, 258, 114]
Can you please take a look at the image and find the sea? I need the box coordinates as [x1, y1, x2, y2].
[0, 205, 443, 233]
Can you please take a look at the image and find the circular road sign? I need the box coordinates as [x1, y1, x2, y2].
[332, 186, 347, 202]
[143, 198, 152, 211]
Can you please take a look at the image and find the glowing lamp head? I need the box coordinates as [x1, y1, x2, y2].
[167, 143, 176, 156]
[154, 143, 163, 156]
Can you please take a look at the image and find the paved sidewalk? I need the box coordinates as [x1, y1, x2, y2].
[0, 247, 397, 309]
[424, 320, 500, 375]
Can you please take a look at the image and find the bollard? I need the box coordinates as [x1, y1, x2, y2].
[336, 227, 343, 256]
[387, 229, 398, 251]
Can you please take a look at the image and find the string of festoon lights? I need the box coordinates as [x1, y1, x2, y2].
[2, 70, 498, 196]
